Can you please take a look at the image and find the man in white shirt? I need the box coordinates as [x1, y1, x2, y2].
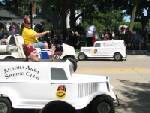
[86, 25, 96, 46]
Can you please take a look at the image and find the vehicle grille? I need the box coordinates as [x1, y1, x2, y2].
[78, 83, 97, 98]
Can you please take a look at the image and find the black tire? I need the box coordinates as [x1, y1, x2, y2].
[4, 56, 15, 60]
[79, 105, 91, 113]
[0, 98, 12, 113]
[78, 52, 86, 61]
[91, 95, 115, 113]
[41, 100, 76, 113]
[113, 53, 122, 61]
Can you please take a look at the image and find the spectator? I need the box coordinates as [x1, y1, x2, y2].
[0, 27, 4, 40]
[0, 22, 8, 44]
[86, 25, 96, 46]
[9, 22, 19, 35]
[104, 31, 112, 40]
[74, 31, 80, 49]
[131, 31, 144, 50]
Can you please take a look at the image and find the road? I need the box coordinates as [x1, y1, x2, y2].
[75, 55, 150, 113]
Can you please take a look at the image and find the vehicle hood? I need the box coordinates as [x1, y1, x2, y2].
[71, 74, 109, 83]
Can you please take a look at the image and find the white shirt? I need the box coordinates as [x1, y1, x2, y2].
[86, 25, 96, 37]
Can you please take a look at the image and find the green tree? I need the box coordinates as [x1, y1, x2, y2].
[1, 0, 149, 31]
[114, 0, 150, 31]
[41, 0, 68, 29]
[41, 0, 123, 31]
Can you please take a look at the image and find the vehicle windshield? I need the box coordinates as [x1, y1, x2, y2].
[51, 68, 68, 80]
[94, 43, 101, 47]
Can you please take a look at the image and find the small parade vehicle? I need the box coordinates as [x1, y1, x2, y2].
[0, 60, 117, 113]
[0, 35, 77, 71]
[78, 40, 126, 61]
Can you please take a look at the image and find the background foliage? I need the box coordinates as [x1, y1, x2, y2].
[0, 0, 150, 31]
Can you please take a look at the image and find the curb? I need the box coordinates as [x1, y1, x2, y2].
[127, 50, 150, 55]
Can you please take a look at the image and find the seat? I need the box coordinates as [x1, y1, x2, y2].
[14, 35, 26, 58]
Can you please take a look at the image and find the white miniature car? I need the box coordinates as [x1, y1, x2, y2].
[78, 40, 126, 61]
[0, 35, 77, 71]
[0, 60, 117, 113]
[0, 35, 26, 59]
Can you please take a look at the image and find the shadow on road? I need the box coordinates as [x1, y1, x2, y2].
[116, 80, 150, 113]
[83, 59, 113, 61]
[80, 59, 123, 61]
[13, 109, 39, 113]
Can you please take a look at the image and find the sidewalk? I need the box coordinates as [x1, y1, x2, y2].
[127, 50, 150, 55]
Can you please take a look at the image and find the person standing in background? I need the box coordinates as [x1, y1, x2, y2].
[0, 23, 4, 40]
[9, 22, 19, 35]
[86, 25, 96, 46]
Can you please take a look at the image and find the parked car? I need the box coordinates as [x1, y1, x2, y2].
[0, 60, 117, 113]
[78, 40, 126, 61]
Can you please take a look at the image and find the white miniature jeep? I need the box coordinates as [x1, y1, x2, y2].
[78, 40, 126, 61]
[0, 60, 117, 113]
[0, 35, 77, 71]
[0, 35, 26, 59]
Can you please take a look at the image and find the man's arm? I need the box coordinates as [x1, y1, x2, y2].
[35, 31, 50, 38]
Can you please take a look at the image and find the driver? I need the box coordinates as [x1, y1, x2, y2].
[22, 15, 50, 49]
[22, 15, 50, 61]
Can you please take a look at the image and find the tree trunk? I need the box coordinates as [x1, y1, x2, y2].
[61, 8, 67, 30]
[70, 8, 76, 29]
[69, 0, 76, 29]
[129, 0, 141, 31]
[129, 5, 137, 31]
[14, 0, 19, 15]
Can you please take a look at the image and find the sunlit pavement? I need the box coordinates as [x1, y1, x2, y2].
[76, 67, 150, 74]
[75, 55, 150, 113]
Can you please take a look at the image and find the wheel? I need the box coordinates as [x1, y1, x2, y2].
[78, 52, 86, 61]
[41, 100, 76, 113]
[91, 95, 115, 113]
[4, 56, 15, 60]
[113, 53, 122, 61]
[79, 105, 91, 113]
[0, 98, 12, 113]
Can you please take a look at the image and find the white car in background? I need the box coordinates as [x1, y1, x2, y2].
[78, 40, 126, 61]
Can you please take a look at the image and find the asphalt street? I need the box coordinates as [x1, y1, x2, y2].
[75, 55, 150, 113]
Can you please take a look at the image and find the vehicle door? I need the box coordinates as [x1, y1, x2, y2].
[50, 67, 73, 101]
[90, 42, 104, 57]
[21, 65, 70, 103]
[20, 64, 71, 104]
[100, 42, 115, 57]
